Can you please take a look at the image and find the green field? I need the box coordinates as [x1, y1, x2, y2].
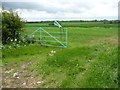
[2, 22, 118, 88]
[25, 21, 118, 27]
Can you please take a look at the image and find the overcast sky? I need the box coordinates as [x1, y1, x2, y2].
[2, 0, 119, 21]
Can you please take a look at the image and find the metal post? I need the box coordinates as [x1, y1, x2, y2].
[66, 28, 68, 48]
[60, 28, 62, 39]
[40, 28, 42, 44]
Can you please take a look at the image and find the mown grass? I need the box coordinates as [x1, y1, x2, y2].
[2, 22, 118, 88]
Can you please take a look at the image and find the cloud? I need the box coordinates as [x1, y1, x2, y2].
[2, 2, 93, 13]
[2, 0, 119, 21]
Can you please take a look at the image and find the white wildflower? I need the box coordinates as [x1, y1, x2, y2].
[76, 64, 79, 66]
[49, 50, 56, 56]
[15, 39, 17, 41]
[23, 82, 26, 85]
[51, 50, 54, 54]
[53, 50, 56, 54]
[36, 81, 42, 84]
[5, 71, 10, 74]
[31, 77, 33, 79]
[5, 69, 14, 73]
[13, 72, 19, 78]
[16, 76, 20, 79]
[49, 53, 53, 56]
[11, 39, 13, 42]
[51, 50, 56, 54]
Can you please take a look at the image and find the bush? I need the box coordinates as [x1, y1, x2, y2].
[2, 9, 25, 44]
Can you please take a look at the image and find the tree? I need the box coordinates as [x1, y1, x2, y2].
[103, 19, 108, 24]
[49, 21, 54, 26]
[2, 9, 25, 44]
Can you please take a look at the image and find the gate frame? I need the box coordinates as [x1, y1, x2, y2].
[28, 21, 68, 48]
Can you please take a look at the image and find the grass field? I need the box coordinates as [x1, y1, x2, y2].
[2, 22, 118, 88]
[25, 21, 118, 27]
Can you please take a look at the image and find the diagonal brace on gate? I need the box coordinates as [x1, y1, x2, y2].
[39, 27, 67, 48]
[28, 27, 68, 48]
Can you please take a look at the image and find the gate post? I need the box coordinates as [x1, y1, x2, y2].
[40, 29, 42, 44]
[66, 28, 68, 48]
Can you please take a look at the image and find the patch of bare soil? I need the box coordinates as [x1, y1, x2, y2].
[90, 37, 118, 45]
[2, 60, 44, 88]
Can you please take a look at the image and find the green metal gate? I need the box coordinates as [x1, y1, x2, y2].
[28, 21, 68, 48]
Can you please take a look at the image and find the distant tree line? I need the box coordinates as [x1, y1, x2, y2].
[27, 20, 119, 24]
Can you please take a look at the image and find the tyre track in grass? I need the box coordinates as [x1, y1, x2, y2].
[2, 55, 46, 88]
[74, 38, 118, 87]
